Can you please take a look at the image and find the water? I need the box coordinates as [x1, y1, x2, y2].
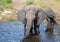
[0, 21, 60, 42]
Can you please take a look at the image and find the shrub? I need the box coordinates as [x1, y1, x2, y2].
[0, 0, 12, 10]
[25, 0, 34, 5]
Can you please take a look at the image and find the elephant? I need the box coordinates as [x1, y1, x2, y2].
[44, 8, 57, 32]
[17, 5, 47, 38]
[30, 8, 57, 33]
[17, 5, 56, 39]
[17, 5, 41, 37]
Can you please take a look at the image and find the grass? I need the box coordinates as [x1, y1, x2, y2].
[0, 0, 17, 21]
[25, 0, 34, 6]
[0, 0, 12, 10]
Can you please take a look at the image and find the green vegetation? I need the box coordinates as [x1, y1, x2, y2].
[26, 1, 34, 5]
[0, 0, 17, 21]
[0, 0, 60, 22]
[25, 0, 34, 6]
[3, 0, 12, 3]
[0, 0, 12, 10]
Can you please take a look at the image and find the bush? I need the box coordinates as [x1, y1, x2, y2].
[2, 0, 12, 4]
[0, 0, 12, 10]
[25, 0, 34, 5]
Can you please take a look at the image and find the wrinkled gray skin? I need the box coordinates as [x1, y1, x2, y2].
[45, 8, 55, 18]
[17, 6, 55, 38]
[17, 6, 46, 38]
[44, 8, 56, 32]
[45, 8, 56, 24]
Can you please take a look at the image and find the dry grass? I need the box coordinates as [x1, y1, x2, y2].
[0, 0, 60, 22]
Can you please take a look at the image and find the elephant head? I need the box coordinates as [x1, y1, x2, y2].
[45, 8, 55, 18]
[36, 8, 47, 25]
[17, 5, 39, 37]
[45, 8, 56, 24]
[17, 6, 56, 38]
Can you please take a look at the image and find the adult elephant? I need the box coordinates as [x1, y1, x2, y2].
[29, 8, 56, 34]
[17, 5, 46, 38]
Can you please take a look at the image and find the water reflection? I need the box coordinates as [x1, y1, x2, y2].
[22, 23, 59, 42]
[44, 32, 55, 42]
[45, 32, 54, 39]
[22, 35, 42, 42]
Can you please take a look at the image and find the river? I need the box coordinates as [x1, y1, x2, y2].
[0, 21, 60, 42]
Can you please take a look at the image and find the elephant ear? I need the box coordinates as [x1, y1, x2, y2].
[17, 8, 26, 24]
[37, 8, 46, 25]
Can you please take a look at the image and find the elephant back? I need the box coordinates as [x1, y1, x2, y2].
[17, 8, 26, 24]
[45, 8, 55, 18]
[37, 8, 47, 25]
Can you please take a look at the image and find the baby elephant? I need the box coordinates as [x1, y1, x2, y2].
[45, 8, 57, 32]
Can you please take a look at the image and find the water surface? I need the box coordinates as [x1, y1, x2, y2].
[0, 22, 60, 42]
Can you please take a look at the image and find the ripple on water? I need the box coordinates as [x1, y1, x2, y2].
[0, 22, 24, 42]
[0, 22, 60, 42]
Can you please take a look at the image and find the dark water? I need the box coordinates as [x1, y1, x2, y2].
[0, 21, 60, 42]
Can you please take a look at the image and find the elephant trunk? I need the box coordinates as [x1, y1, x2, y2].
[25, 20, 33, 36]
[25, 11, 35, 36]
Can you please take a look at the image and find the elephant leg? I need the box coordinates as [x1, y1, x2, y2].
[45, 22, 50, 32]
[34, 24, 40, 35]
[24, 18, 27, 36]
[37, 25, 40, 33]
[29, 25, 33, 35]
[34, 25, 37, 35]
[45, 22, 54, 32]
[33, 16, 40, 35]
[48, 23, 54, 32]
